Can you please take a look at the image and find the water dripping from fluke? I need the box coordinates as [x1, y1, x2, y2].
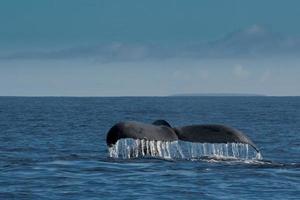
[108, 139, 263, 161]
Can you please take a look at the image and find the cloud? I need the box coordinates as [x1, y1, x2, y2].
[1, 25, 300, 62]
[0, 43, 153, 61]
[259, 69, 271, 83]
[244, 24, 267, 35]
[197, 69, 209, 80]
[233, 65, 250, 79]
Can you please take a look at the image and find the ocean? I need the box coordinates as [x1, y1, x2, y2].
[0, 97, 299, 199]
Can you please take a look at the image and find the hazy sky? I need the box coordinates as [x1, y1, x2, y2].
[1, 0, 300, 96]
[1, 0, 300, 48]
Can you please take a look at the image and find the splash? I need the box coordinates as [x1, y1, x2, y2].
[108, 139, 262, 161]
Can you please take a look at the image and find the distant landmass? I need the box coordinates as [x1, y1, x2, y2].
[170, 93, 266, 97]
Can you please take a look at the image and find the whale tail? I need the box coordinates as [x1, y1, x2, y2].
[152, 120, 172, 127]
[106, 120, 260, 153]
[173, 124, 259, 152]
[106, 121, 178, 147]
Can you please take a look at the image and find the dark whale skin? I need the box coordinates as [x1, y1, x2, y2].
[173, 124, 259, 152]
[106, 121, 178, 147]
[106, 120, 259, 152]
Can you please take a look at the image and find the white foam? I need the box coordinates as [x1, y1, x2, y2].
[108, 139, 263, 161]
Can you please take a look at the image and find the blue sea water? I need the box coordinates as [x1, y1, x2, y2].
[0, 97, 299, 199]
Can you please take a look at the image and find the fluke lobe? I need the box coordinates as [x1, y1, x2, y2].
[106, 120, 259, 152]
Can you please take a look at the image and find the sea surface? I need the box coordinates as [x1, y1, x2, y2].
[0, 97, 299, 199]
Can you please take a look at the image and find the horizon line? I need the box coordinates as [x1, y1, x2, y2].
[1, 95, 300, 98]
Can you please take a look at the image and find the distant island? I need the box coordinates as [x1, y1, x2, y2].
[170, 93, 266, 97]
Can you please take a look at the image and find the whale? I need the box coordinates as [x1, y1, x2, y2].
[106, 120, 259, 152]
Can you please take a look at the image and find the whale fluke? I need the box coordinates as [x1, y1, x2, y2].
[106, 120, 259, 152]
[173, 124, 259, 152]
[106, 121, 178, 147]
[152, 120, 172, 127]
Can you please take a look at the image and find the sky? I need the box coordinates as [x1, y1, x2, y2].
[1, 0, 300, 96]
